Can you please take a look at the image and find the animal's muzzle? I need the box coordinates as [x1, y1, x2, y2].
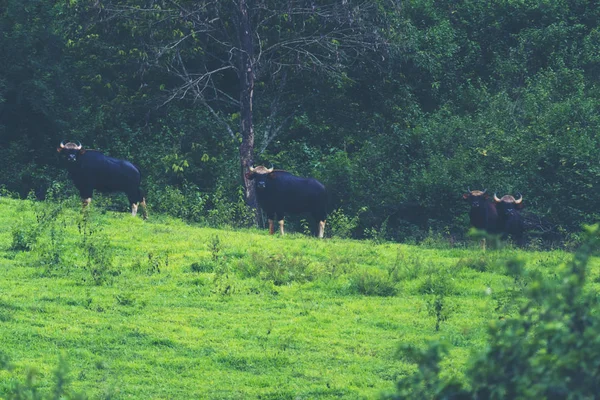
[257, 182, 266, 189]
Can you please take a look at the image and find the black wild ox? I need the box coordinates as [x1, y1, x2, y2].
[57, 142, 147, 218]
[494, 193, 525, 245]
[245, 165, 327, 237]
[462, 188, 498, 234]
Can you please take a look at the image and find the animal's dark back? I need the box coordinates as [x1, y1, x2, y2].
[71, 151, 141, 190]
[258, 171, 327, 214]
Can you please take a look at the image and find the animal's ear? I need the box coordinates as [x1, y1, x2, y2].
[57, 147, 63, 153]
[79, 149, 86, 155]
[245, 171, 255, 180]
[483, 193, 489, 199]
[515, 202, 525, 209]
[462, 193, 469, 200]
[267, 172, 277, 179]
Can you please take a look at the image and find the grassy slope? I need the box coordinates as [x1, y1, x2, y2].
[0, 197, 594, 399]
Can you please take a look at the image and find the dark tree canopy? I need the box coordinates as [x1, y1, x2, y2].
[1, 0, 599, 242]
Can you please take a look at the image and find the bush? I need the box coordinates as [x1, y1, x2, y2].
[238, 253, 314, 286]
[325, 207, 364, 239]
[349, 268, 398, 297]
[387, 224, 600, 399]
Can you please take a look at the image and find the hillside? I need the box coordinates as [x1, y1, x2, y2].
[0, 197, 594, 399]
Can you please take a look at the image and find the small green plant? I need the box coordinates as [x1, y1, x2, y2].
[207, 185, 255, 228]
[210, 235, 221, 263]
[326, 207, 365, 239]
[349, 268, 398, 297]
[37, 217, 69, 277]
[78, 210, 115, 285]
[426, 294, 455, 331]
[0, 353, 85, 399]
[364, 217, 389, 244]
[190, 260, 215, 273]
[455, 256, 489, 272]
[133, 251, 168, 275]
[418, 269, 455, 296]
[10, 200, 64, 252]
[241, 253, 314, 286]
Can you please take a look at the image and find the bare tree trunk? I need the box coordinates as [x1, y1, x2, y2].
[238, 0, 259, 224]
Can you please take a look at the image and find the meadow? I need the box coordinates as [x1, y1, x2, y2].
[0, 196, 595, 399]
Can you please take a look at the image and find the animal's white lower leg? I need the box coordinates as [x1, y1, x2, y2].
[131, 203, 138, 217]
[279, 220, 285, 236]
[318, 220, 326, 238]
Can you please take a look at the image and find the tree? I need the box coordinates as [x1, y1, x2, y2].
[75, 0, 389, 214]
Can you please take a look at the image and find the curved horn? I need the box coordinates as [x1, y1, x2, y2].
[266, 164, 274, 173]
[494, 193, 501, 203]
[482, 188, 487, 194]
[467, 186, 471, 193]
[75, 142, 82, 150]
[249, 165, 256, 172]
[514, 192, 523, 204]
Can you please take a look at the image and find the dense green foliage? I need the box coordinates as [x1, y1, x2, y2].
[1, 1, 599, 240]
[1, 197, 597, 398]
[389, 224, 600, 399]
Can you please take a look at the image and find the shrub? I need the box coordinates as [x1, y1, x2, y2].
[239, 253, 314, 286]
[0, 354, 85, 399]
[78, 210, 116, 285]
[349, 268, 398, 297]
[388, 224, 600, 399]
[326, 207, 365, 239]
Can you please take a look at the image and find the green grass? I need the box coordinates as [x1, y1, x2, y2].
[0, 197, 593, 399]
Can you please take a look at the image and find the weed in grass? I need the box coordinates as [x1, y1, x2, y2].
[248, 253, 314, 286]
[492, 257, 532, 317]
[10, 224, 36, 251]
[393, 248, 426, 281]
[456, 256, 489, 273]
[212, 261, 236, 296]
[78, 210, 116, 285]
[419, 269, 456, 296]
[0, 354, 83, 400]
[364, 217, 389, 244]
[10, 200, 63, 252]
[210, 234, 221, 262]
[421, 227, 453, 249]
[190, 260, 215, 273]
[324, 255, 357, 279]
[115, 292, 137, 307]
[36, 217, 70, 277]
[426, 294, 456, 331]
[349, 268, 398, 297]
[325, 207, 365, 239]
[133, 251, 168, 275]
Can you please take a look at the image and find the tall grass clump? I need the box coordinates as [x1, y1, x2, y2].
[236, 252, 314, 286]
[78, 209, 116, 285]
[0, 353, 85, 399]
[10, 195, 63, 252]
[348, 267, 398, 297]
[388, 224, 600, 399]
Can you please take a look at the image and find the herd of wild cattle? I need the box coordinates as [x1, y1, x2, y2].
[57, 142, 526, 243]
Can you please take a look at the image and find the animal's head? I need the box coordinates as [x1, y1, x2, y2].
[462, 188, 489, 208]
[57, 141, 85, 163]
[493, 193, 524, 216]
[245, 165, 274, 191]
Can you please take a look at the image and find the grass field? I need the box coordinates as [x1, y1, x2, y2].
[0, 197, 595, 399]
